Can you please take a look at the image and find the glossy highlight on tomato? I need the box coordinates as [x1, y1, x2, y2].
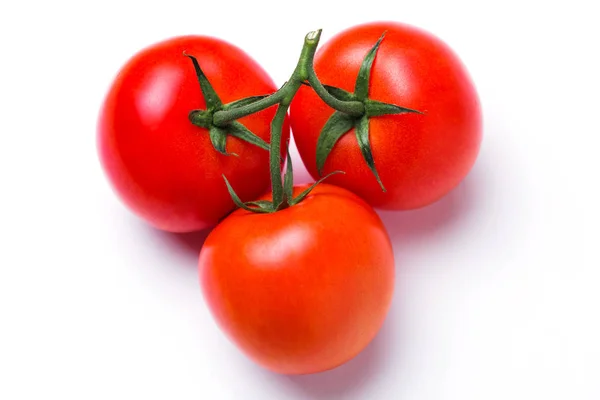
[98, 36, 288, 232]
[199, 183, 395, 374]
[290, 22, 482, 210]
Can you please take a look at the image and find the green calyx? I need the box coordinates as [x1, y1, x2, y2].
[313, 33, 423, 191]
[223, 148, 344, 214]
[184, 53, 270, 155]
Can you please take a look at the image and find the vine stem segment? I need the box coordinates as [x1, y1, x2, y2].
[188, 29, 422, 212]
[217, 30, 349, 213]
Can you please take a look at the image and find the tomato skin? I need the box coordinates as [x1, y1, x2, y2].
[98, 36, 288, 232]
[199, 184, 394, 374]
[290, 22, 482, 209]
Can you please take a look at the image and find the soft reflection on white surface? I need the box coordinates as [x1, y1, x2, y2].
[135, 66, 183, 126]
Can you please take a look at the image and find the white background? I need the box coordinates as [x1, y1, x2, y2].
[1, 0, 599, 399]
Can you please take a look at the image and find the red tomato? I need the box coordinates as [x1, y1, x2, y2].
[290, 22, 482, 209]
[98, 36, 288, 232]
[199, 183, 394, 374]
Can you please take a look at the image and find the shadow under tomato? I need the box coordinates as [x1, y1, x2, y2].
[275, 316, 396, 399]
[166, 229, 212, 255]
[140, 225, 212, 269]
[378, 163, 484, 251]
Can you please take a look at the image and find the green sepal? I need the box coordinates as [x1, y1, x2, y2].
[364, 99, 423, 118]
[223, 95, 269, 111]
[228, 121, 270, 151]
[315, 111, 355, 175]
[323, 85, 355, 101]
[354, 33, 386, 101]
[289, 171, 345, 206]
[245, 200, 275, 211]
[355, 115, 386, 192]
[184, 53, 223, 109]
[209, 125, 237, 157]
[223, 175, 272, 214]
[301, 81, 355, 101]
[281, 146, 294, 208]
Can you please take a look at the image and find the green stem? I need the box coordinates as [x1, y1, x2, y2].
[294, 30, 321, 81]
[218, 31, 331, 210]
[264, 31, 319, 210]
[220, 30, 358, 212]
[212, 88, 287, 126]
[189, 110, 213, 128]
[212, 30, 365, 128]
[269, 77, 301, 210]
[306, 69, 364, 116]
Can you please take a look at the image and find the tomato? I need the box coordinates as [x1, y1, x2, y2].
[98, 36, 288, 232]
[199, 183, 394, 374]
[290, 22, 482, 209]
